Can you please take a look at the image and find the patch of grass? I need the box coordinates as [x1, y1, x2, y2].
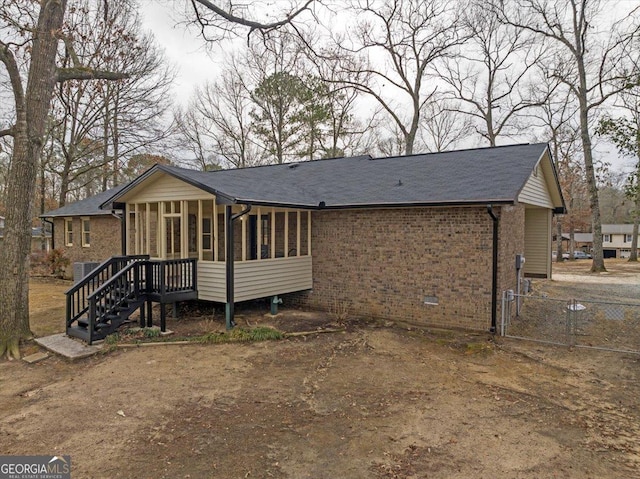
[199, 327, 283, 344]
[105, 333, 120, 345]
[143, 327, 161, 339]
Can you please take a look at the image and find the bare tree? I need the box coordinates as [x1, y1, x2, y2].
[495, 0, 640, 272]
[176, 57, 261, 170]
[596, 89, 640, 261]
[438, 2, 547, 146]
[420, 98, 472, 152]
[530, 78, 587, 261]
[303, 42, 384, 158]
[0, 0, 129, 358]
[332, 0, 464, 154]
[174, 105, 221, 170]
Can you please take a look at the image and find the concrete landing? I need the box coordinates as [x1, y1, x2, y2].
[35, 333, 103, 360]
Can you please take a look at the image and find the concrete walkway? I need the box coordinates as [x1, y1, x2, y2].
[35, 333, 103, 360]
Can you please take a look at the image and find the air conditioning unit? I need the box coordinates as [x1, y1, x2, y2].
[73, 262, 100, 284]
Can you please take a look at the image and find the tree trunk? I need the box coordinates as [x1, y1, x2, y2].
[556, 219, 563, 263]
[569, 229, 575, 261]
[629, 198, 639, 262]
[0, 0, 68, 359]
[576, 62, 605, 271]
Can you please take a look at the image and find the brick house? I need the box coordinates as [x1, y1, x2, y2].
[71, 142, 563, 333]
[42, 185, 127, 277]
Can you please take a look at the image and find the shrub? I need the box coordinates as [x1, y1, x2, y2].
[46, 248, 70, 278]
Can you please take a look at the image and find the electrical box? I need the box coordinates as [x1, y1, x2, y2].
[515, 254, 525, 270]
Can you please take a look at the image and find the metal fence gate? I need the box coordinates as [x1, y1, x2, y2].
[501, 291, 640, 354]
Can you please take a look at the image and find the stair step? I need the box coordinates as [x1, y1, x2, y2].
[77, 318, 89, 328]
[67, 326, 90, 342]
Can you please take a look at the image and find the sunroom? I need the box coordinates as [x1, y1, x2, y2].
[111, 167, 313, 325]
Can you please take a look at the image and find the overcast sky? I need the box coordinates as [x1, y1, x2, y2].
[139, 0, 223, 106]
[137, 0, 632, 173]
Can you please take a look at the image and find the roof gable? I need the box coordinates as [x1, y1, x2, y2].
[517, 149, 563, 209]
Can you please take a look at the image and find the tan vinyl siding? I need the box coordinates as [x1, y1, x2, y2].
[518, 166, 554, 208]
[123, 173, 214, 203]
[197, 262, 226, 302]
[524, 208, 551, 278]
[234, 256, 313, 302]
[196, 256, 313, 303]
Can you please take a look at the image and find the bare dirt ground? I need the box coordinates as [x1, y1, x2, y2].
[1, 263, 640, 478]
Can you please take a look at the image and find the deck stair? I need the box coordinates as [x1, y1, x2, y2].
[65, 255, 197, 344]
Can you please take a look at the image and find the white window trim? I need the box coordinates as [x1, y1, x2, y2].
[81, 217, 90, 248]
[202, 216, 213, 252]
[64, 218, 73, 246]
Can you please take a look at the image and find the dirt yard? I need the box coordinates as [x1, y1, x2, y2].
[1, 262, 640, 478]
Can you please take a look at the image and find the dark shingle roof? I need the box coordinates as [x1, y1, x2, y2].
[106, 143, 559, 210]
[43, 184, 128, 217]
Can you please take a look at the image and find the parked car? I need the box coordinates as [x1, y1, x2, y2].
[552, 251, 570, 260]
[573, 251, 592, 259]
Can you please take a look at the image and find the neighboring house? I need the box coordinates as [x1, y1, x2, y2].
[0, 215, 52, 253]
[41, 185, 128, 277]
[563, 225, 640, 259]
[87, 142, 564, 332]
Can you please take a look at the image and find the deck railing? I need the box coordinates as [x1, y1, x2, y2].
[146, 258, 198, 295]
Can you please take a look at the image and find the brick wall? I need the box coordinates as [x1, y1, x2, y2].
[288, 205, 525, 331]
[53, 216, 122, 278]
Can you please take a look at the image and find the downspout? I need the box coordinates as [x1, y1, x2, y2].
[225, 203, 252, 329]
[42, 218, 54, 250]
[487, 205, 499, 334]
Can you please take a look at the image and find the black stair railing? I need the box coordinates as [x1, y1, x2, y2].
[86, 261, 145, 344]
[65, 255, 149, 330]
[66, 256, 198, 343]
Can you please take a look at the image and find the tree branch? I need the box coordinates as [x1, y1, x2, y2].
[192, 0, 314, 32]
[0, 41, 26, 117]
[56, 68, 129, 83]
[0, 127, 15, 138]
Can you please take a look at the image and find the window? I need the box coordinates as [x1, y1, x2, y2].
[202, 217, 212, 251]
[64, 218, 73, 246]
[81, 218, 90, 247]
[625, 234, 633, 243]
[603, 234, 611, 243]
[261, 215, 269, 247]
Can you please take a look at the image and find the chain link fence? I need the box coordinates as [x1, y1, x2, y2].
[501, 292, 640, 354]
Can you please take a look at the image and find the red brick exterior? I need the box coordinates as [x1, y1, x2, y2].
[53, 216, 122, 278]
[289, 205, 525, 331]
